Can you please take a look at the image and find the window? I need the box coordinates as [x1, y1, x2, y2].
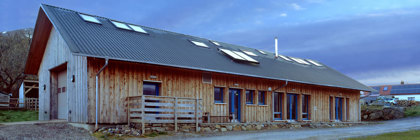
[258, 91, 266, 105]
[202, 72, 212, 84]
[256, 50, 266, 55]
[246, 90, 254, 104]
[111, 20, 132, 30]
[242, 50, 258, 56]
[210, 41, 221, 46]
[307, 59, 323, 66]
[219, 48, 259, 64]
[128, 24, 148, 33]
[278, 55, 292, 61]
[302, 95, 310, 120]
[290, 57, 311, 65]
[383, 86, 388, 91]
[79, 13, 101, 24]
[143, 82, 159, 96]
[214, 87, 224, 103]
[191, 40, 209, 48]
[408, 97, 415, 101]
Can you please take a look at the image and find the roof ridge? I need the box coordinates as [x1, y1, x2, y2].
[40, 4, 316, 60]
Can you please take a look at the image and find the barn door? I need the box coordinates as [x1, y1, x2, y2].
[57, 70, 67, 120]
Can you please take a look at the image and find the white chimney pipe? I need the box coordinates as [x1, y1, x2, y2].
[275, 37, 278, 58]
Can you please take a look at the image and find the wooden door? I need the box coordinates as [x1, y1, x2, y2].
[57, 70, 67, 119]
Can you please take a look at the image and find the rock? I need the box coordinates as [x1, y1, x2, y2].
[246, 125, 253, 130]
[241, 126, 247, 131]
[196, 127, 201, 132]
[233, 125, 242, 131]
[213, 129, 219, 132]
[221, 128, 227, 132]
[202, 127, 212, 133]
[226, 125, 233, 131]
[363, 115, 368, 120]
[181, 129, 189, 133]
[256, 125, 262, 130]
[215, 125, 221, 129]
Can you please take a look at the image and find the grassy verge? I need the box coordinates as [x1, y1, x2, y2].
[0, 110, 38, 123]
[348, 130, 420, 140]
[93, 131, 168, 140]
[404, 106, 420, 117]
[361, 105, 384, 110]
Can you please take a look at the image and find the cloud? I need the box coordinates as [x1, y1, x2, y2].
[280, 13, 288, 17]
[350, 65, 420, 86]
[291, 3, 304, 10]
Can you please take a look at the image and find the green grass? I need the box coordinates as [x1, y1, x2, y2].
[348, 130, 420, 140]
[0, 110, 38, 123]
[404, 106, 420, 117]
[361, 105, 384, 110]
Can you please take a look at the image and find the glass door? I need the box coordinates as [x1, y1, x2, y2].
[273, 92, 282, 120]
[335, 97, 343, 121]
[229, 89, 241, 122]
[287, 93, 298, 120]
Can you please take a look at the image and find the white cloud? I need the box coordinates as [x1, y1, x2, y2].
[350, 65, 420, 86]
[291, 3, 304, 10]
[280, 13, 288, 17]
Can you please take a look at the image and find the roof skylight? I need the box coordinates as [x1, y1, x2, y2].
[290, 57, 311, 65]
[79, 14, 101, 24]
[257, 50, 266, 55]
[128, 24, 147, 33]
[278, 55, 292, 61]
[219, 48, 246, 60]
[111, 20, 131, 30]
[191, 41, 209, 48]
[211, 41, 221, 46]
[307, 59, 323, 66]
[242, 50, 257, 56]
[233, 51, 259, 63]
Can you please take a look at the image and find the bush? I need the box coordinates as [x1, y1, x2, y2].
[404, 106, 420, 117]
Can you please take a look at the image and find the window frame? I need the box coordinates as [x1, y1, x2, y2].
[302, 94, 310, 120]
[245, 90, 255, 104]
[258, 91, 266, 105]
[142, 82, 160, 96]
[214, 87, 224, 103]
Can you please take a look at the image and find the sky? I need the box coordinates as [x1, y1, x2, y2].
[1, 0, 420, 86]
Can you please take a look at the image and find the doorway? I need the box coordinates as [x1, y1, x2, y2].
[57, 70, 67, 120]
[335, 97, 343, 121]
[287, 93, 298, 120]
[273, 92, 283, 120]
[229, 89, 241, 122]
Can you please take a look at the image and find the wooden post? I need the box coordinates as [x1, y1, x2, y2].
[195, 98, 198, 132]
[127, 97, 130, 125]
[141, 96, 145, 135]
[174, 97, 178, 132]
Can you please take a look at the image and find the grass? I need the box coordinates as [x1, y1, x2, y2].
[0, 110, 38, 123]
[361, 105, 384, 110]
[348, 130, 420, 140]
[93, 131, 168, 140]
[404, 106, 420, 117]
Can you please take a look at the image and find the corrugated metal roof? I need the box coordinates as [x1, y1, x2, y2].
[40, 4, 373, 92]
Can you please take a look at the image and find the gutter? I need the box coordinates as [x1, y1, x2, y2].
[273, 80, 288, 92]
[95, 58, 109, 130]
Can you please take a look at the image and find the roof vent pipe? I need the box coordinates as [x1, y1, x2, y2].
[275, 37, 278, 58]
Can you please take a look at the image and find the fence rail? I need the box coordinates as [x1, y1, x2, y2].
[0, 98, 39, 110]
[127, 95, 202, 134]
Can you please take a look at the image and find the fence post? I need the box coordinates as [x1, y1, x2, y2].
[195, 97, 198, 132]
[141, 96, 145, 135]
[127, 97, 130, 126]
[174, 97, 178, 132]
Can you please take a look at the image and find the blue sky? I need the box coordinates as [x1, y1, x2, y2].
[1, 0, 420, 86]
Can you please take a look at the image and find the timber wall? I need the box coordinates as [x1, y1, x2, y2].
[87, 58, 360, 124]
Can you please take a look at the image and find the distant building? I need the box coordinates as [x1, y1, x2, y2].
[370, 83, 420, 101]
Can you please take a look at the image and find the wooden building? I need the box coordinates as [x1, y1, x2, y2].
[24, 5, 373, 125]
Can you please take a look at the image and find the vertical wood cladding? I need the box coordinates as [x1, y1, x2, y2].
[87, 58, 360, 124]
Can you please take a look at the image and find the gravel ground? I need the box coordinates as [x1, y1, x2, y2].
[133, 117, 420, 140]
[0, 122, 96, 140]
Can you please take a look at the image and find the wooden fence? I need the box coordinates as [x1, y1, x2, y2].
[127, 95, 202, 134]
[0, 98, 39, 110]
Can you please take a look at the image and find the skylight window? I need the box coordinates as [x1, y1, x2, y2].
[242, 50, 257, 56]
[307, 59, 323, 66]
[210, 41, 221, 46]
[111, 20, 131, 30]
[233, 51, 259, 63]
[290, 57, 311, 65]
[278, 55, 292, 61]
[257, 50, 266, 55]
[128, 24, 147, 33]
[79, 14, 101, 24]
[219, 48, 246, 60]
[191, 40, 209, 48]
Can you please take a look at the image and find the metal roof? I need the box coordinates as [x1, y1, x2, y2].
[39, 4, 373, 92]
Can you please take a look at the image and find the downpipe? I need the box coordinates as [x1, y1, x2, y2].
[96, 58, 109, 130]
